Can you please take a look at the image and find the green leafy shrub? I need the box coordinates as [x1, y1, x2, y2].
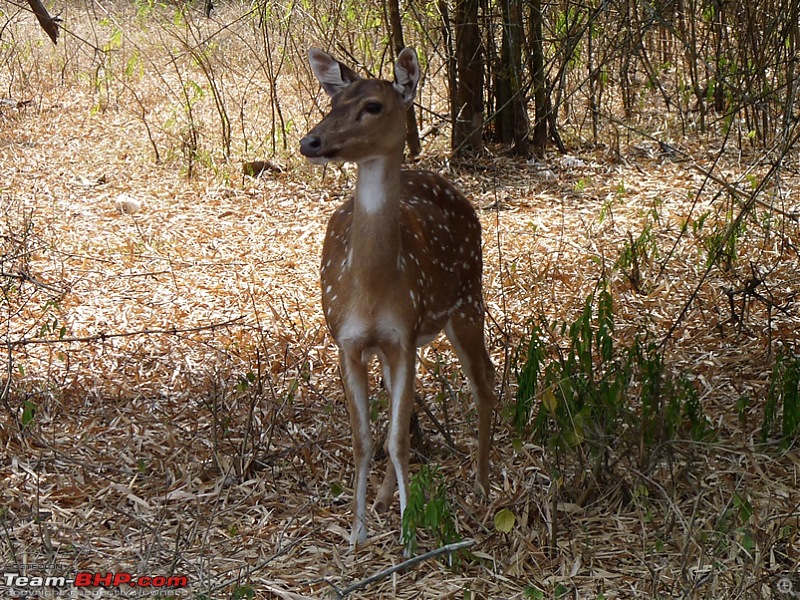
[762, 352, 800, 448]
[514, 281, 713, 480]
[402, 465, 460, 558]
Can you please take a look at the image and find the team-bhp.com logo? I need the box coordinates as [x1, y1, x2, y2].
[3, 571, 188, 590]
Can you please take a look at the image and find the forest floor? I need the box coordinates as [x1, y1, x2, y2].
[2, 5, 800, 600]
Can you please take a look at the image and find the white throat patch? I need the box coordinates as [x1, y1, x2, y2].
[356, 158, 392, 213]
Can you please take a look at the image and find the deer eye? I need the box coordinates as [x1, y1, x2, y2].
[363, 102, 383, 115]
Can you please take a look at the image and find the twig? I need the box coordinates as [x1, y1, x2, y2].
[690, 161, 800, 221]
[1, 344, 14, 423]
[602, 111, 799, 220]
[203, 526, 323, 595]
[414, 393, 459, 452]
[326, 538, 476, 598]
[3, 316, 246, 347]
[660, 126, 800, 348]
[0, 270, 64, 294]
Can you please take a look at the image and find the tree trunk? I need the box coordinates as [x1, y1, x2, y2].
[712, 0, 726, 113]
[453, 0, 484, 155]
[785, 0, 800, 141]
[496, 0, 529, 154]
[386, 0, 421, 157]
[27, 0, 60, 44]
[530, 0, 548, 156]
[440, 0, 459, 142]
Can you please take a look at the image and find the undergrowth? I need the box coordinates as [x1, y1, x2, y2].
[762, 352, 800, 449]
[512, 279, 798, 509]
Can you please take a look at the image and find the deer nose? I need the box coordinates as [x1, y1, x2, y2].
[300, 135, 322, 156]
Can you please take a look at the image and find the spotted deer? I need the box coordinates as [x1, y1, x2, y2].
[300, 47, 496, 547]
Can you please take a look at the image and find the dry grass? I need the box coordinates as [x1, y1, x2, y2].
[2, 3, 800, 599]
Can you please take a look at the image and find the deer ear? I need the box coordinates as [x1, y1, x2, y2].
[393, 48, 420, 107]
[308, 48, 362, 97]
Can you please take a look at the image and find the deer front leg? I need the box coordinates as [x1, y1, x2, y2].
[340, 350, 372, 547]
[380, 346, 416, 530]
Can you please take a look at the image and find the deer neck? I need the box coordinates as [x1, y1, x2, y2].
[348, 154, 403, 286]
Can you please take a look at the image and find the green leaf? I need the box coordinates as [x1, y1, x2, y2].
[542, 388, 558, 414]
[21, 401, 36, 427]
[524, 585, 544, 599]
[231, 586, 254, 600]
[494, 508, 516, 533]
[741, 529, 754, 552]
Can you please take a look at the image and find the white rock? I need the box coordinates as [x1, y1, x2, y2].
[115, 194, 142, 214]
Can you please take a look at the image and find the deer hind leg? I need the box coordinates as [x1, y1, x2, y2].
[340, 350, 373, 546]
[444, 312, 496, 495]
[374, 361, 397, 513]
